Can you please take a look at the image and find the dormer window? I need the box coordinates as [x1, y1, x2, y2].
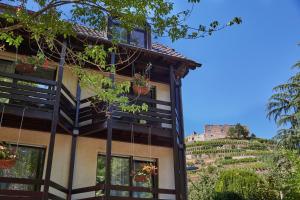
[109, 20, 151, 49]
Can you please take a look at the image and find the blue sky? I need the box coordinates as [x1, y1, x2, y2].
[158, 0, 300, 138]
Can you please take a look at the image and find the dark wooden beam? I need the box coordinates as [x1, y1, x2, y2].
[43, 41, 67, 200]
[169, 65, 181, 200]
[104, 52, 116, 199]
[67, 82, 81, 200]
[177, 79, 187, 200]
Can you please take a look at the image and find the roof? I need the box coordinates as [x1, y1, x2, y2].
[73, 24, 200, 68]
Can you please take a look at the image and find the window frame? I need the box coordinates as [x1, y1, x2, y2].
[0, 143, 46, 191]
[95, 153, 158, 198]
[108, 20, 150, 49]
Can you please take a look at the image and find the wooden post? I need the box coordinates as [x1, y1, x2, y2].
[43, 41, 67, 200]
[177, 79, 188, 200]
[105, 52, 116, 200]
[169, 65, 181, 200]
[67, 82, 81, 200]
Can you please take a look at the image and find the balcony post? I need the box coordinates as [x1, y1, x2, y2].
[67, 81, 81, 200]
[169, 65, 181, 200]
[105, 52, 115, 199]
[177, 79, 188, 200]
[43, 41, 67, 200]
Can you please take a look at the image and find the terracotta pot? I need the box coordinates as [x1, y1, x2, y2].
[134, 175, 148, 182]
[0, 159, 16, 169]
[15, 63, 35, 74]
[133, 84, 150, 95]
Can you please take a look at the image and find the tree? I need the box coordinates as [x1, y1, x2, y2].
[267, 61, 300, 150]
[228, 123, 250, 139]
[266, 150, 300, 200]
[189, 166, 220, 200]
[0, 1, 241, 113]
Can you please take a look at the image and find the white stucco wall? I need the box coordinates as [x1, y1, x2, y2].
[0, 128, 175, 199]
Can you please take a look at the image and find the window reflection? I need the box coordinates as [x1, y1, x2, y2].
[0, 144, 45, 191]
[130, 30, 145, 47]
[96, 155, 157, 198]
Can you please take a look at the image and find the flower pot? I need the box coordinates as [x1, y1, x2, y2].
[134, 174, 148, 182]
[15, 63, 35, 74]
[0, 159, 16, 169]
[133, 85, 150, 95]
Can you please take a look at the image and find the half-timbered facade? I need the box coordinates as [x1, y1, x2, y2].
[0, 6, 200, 199]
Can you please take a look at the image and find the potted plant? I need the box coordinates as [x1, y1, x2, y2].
[15, 52, 48, 74]
[15, 60, 36, 73]
[0, 142, 17, 169]
[132, 73, 150, 95]
[133, 163, 158, 183]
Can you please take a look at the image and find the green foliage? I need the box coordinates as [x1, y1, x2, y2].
[132, 73, 150, 87]
[266, 150, 300, 200]
[0, 142, 16, 160]
[215, 169, 279, 200]
[0, 0, 241, 47]
[219, 157, 258, 165]
[267, 61, 300, 151]
[189, 166, 220, 200]
[228, 123, 250, 139]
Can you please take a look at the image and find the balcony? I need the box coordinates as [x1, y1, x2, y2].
[0, 71, 56, 121]
[0, 70, 173, 144]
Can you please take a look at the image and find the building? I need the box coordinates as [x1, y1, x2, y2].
[0, 4, 201, 200]
[204, 124, 234, 140]
[185, 132, 205, 143]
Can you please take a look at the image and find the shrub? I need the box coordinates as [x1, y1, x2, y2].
[215, 169, 279, 200]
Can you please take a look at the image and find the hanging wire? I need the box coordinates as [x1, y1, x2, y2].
[0, 105, 5, 128]
[16, 107, 26, 155]
[148, 125, 152, 159]
[130, 124, 136, 173]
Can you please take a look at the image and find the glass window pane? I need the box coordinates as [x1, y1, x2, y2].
[112, 26, 128, 43]
[96, 155, 106, 197]
[96, 155, 130, 197]
[110, 157, 130, 197]
[0, 144, 45, 191]
[130, 30, 145, 47]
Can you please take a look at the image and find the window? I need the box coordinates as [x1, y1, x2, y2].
[109, 22, 149, 48]
[0, 144, 45, 191]
[132, 159, 156, 198]
[130, 30, 146, 48]
[96, 155, 157, 198]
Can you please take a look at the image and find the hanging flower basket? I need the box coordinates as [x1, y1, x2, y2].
[132, 73, 150, 95]
[15, 62, 36, 74]
[132, 84, 150, 96]
[141, 163, 158, 176]
[132, 163, 158, 183]
[0, 143, 17, 169]
[134, 174, 149, 182]
[0, 159, 16, 169]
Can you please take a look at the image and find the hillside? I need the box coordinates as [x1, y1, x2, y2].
[185, 138, 275, 181]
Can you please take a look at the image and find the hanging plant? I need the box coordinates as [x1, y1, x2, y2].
[15, 52, 47, 74]
[15, 61, 35, 74]
[0, 142, 17, 169]
[133, 163, 158, 183]
[132, 73, 150, 95]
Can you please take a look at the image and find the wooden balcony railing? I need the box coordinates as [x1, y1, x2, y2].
[0, 71, 57, 120]
[0, 177, 175, 200]
[78, 94, 172, 136]
[0, 177, 67, 200]
[0, 70, 173, 136]
[71, 183, 175, 200]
